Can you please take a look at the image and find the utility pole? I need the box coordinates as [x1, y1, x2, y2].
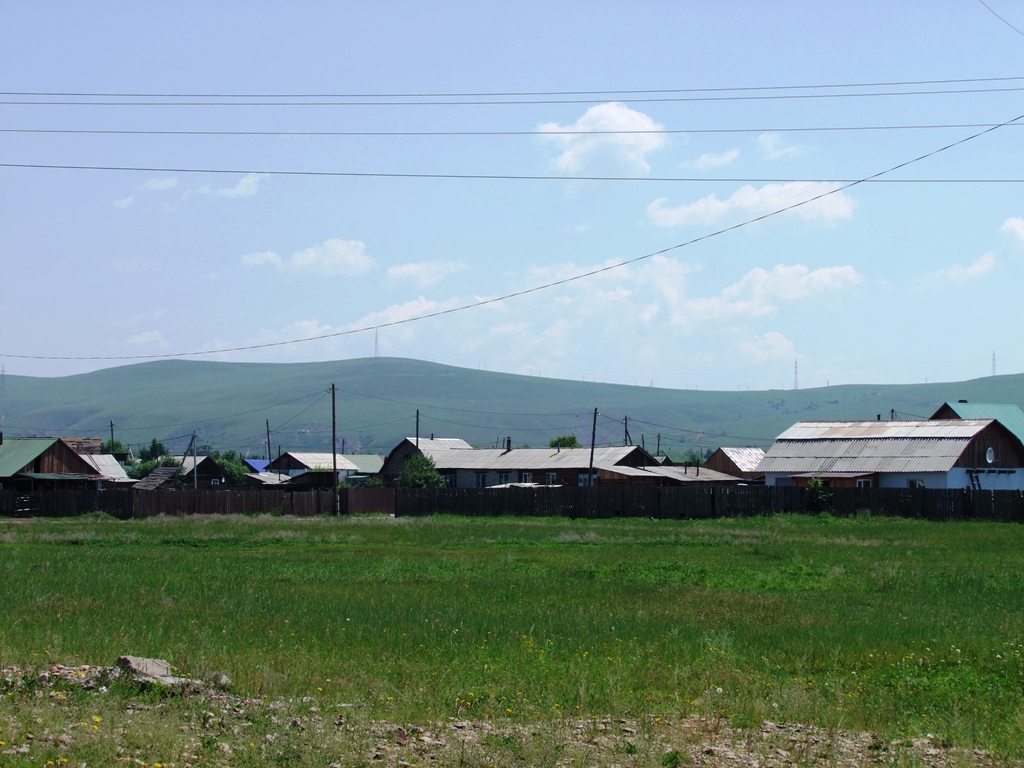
[891, 408, 896, 421]
[266, 419, 271, 462]
[332, 384, 339, 516]
[657, 433, 661, 456]
[416, 409, 420, 448]
[588, 407, 598, 487]
[110, 420, 115, 452]
[623, 416, 632, 446]
[193, 432, 198, 490]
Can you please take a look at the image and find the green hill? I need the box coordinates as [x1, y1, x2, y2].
[0, 358, 1021, 459]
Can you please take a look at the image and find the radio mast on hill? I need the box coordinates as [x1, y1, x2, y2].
[993, 350, 996, 376]
[793, 358, 799, 390]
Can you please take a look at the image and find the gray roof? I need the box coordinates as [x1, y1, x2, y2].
[276, 452, 361, 472]
[933, 402, 1024, 446]
[405, 437, 473, 451]
[717, 447, 766, 473]
[758, 419, 994, 475]
[80, 454, 133, 482]
[644, 465, 742, 483]
[133, 465, 180, 491]
[422, 446, 646, 471]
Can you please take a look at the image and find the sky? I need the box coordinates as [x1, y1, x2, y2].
[2, 1, 1024, 391]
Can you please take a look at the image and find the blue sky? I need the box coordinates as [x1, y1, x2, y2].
[2, 1, 1023, 390]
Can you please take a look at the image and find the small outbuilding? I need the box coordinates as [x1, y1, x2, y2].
[705, 447, 766, 482]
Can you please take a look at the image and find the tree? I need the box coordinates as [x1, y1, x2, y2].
[400, 453, 445, 488]
[208, 450, 251, 486]
[138, 438, 168, 462]
[127, 455, 180, 480]
[549, 435, 582, 449]
[101, 439, 126, 453]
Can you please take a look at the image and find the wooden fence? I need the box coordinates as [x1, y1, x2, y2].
[2, 486, 1024, 522]
[395, 485, 1024, 523]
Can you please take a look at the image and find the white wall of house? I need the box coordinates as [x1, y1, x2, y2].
[946, 468, 1024, 491]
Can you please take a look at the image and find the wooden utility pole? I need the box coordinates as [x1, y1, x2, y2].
[266, 419, 271, 462]
[416, 409, 420, 448]
[110, 421, 115, 451]
[588, 407, 597, 487]
[332, 384, 339, 516]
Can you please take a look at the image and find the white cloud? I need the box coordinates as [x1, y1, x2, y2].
[1001, 217, 1024, 244]
[112, 196, 135, 209]
[684, 264, 863, 321]
[349, 296, 457, 331]
[538, 102, 666, 174]
[741, 331, 795, 362]
[218, 173, 265, 198]
[241, 239, 375, 276]
[756, 133, 803, 160]
[124, 330, 168, 347]
[647, 182, 855, 227]
[682, 148, 739, 170]
[386, 260, 466, 287]
[139, 176, 178, 191]
[932, 253, 997, 284]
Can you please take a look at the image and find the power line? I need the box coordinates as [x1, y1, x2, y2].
[7, 123, 1022, 138]
[5, 75, 1024, 98]
[3, 109, 1021, 363]
[979, 0, 1024, 38]
[5, 85, 1024, 107]
[3, 162, 1022, 185]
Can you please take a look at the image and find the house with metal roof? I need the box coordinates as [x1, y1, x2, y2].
[705, 447, 766, 482]
[381, 436, 669, 487]
[758, 419, 1024, 490]
[0, 436, 102, 490]
[264, 452, 362, 487]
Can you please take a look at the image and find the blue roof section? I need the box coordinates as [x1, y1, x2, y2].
[934, 402, 1024, 446]
[244, 459, 270, 472]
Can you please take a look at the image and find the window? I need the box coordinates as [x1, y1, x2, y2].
[578, 473, 594, 487]
[856, 478, 871, 488]
[545, 472, 557, 485]
[908, 478, 925, 489]
[475, 472, 488, 488]
[442, 473, 456, 488]
[498, 472, 510, 484]
[521, 472, 532, 483]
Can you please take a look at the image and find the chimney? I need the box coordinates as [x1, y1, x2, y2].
[877, 414, 881, 421]
[504, 436, 512, 453]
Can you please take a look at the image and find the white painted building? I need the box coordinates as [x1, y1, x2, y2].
[758, 419, 1024, 491]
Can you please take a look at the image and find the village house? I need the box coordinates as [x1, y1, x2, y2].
[381, 437, 740, 488]
[705, 447, 766, 482]
[758, 419, 1024, 490]
[0, 436, 104, 490]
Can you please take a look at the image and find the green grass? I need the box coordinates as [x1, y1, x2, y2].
[2, 512, 1024, 760]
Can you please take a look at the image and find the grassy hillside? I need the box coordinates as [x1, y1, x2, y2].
[0, 357, 1021, 457]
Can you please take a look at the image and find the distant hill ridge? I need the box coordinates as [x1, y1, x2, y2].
[0, 358, 1020, 459]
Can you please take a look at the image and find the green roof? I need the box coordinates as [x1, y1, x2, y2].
[938, 402, 1024, 445]
[0, 438, 57, 478]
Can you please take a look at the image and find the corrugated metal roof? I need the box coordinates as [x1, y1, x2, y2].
[0, 438, 57, 478]
[644, 465, 741, 483]
[133, 465, 180, 491]
[936, 402, 1024, 445]
[759, 420, 990, 475]
[718, 447, 766, 473]
[283, 453, 361, 472]
[406, 437, 473, 450]
[775, 419, 992, 440]
[81, 454, 130, 481]
[423, 446, 644, 471]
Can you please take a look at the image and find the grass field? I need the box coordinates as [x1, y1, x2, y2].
[2, 512, 1023, 766]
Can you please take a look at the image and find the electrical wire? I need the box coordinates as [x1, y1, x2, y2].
[4, 122, 1024, 137]
[3, 109, 1021, 363]
[4, 162, 1023, 184]
[5, 75, 1024, 98]
[979, 0, 1024, 37]
[5, 85, 1024, 107]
